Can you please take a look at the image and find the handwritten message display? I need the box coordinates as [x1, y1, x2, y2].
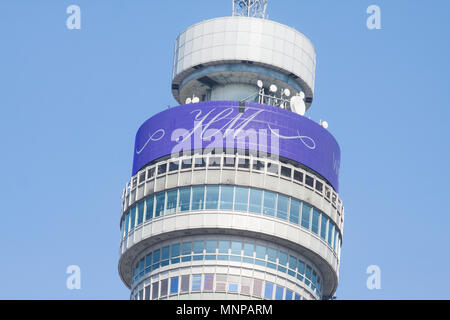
[133, 101, 341, 191]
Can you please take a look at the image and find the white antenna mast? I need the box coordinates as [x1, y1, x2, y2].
[232, 0, 268, 19]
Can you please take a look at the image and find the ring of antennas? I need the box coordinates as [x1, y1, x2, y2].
[183, 80, 329, 130]
[258, 80, 329, 129]
[256, 80, 306, 116]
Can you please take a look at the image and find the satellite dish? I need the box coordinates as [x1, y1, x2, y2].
[269, 84, 278, 93]
[322, 121, 329, 129]
[290, 95, 306, 116]
[283, 88, 291, 97]
[185, 97, 192, 104]
[257, 80, 264, 88]
[192, 96, 200, 103]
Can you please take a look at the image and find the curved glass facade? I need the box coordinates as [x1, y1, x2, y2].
[121, 185, 342, 254]
[124, 154, 344, 219]
[132, 238, 322, 299]
[132, 272, 308, 301]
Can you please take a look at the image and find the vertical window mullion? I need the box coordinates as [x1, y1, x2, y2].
[189, 186, 192, 211]
[246, 186, 250, 211]
[176, 189, 179, 213]
[287, 197, 291, 222]
[164, 191, 167, 216]
[309, 205, 313, 231]
[217, 185, 221, 209]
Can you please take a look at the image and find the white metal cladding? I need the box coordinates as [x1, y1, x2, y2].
[172, 16, 316, 103]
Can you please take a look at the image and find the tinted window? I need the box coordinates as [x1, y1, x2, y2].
[305, 175, 314, 187]
[171, 243, 180, 257]
[275, 286, 284, 300]
[278, 251, 288, 266]
[137, 202, 144, 225]
[263, 191, 276, 216]
[205, 185, 219, 209]
[169, 161, 179, 172]
[206, 240, 216, 253]
[155, 193, 165, 217]
[191, 186, 205, 210]
[182, 242, 192, 255]
[145, 196, 154, 221]
[289, 199, 300, 224]
[277, 195, 289, 220]
[219, 186, 234, 210]
[170, 277, 179, 294]
[320, 215, 328, 240]
[294, 170, 303, 183]
[301, 203, 311, 229]
[234, 187, 249, 211]
[130, 207, 136, 229]
[249, 189, 262, 213]
[139, 172, 146, 183]
[231, 241, 242, 255]
[193, 241, 204, 254]
[218, 241, 229, 254]
[255, 245, 266, 260]
[178, 187, 191, 212]
[166, 190, 178, 214]
[288, 255, 297, 270]
[315, 180, 323, 192]
[267, 248, 277, 262]
[264, 282, 274, 299]
[158, 163, 167, 175]
[243, 243, 254, 257]
[147, 167, 155, 179]
[192, 275, 201, 291]
[312, 209, 320, 234]
[162, 246, 170, 261]
[280, 166, 291, 178]
[328, 224, 334, 247]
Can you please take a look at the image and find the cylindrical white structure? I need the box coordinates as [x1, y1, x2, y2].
[119, 4, 344, 301]
[171, 17, 316, 109]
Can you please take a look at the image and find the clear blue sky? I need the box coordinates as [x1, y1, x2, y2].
[0, 0, 449, 299]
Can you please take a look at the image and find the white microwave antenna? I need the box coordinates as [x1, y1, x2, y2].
[290, 92, 306, 116]
[320, 120, 329, 129]
[232, 0, 268, 19]
[186, 94, 200, 104]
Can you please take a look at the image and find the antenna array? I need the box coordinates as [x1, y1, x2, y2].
[232, 0, 268, 19]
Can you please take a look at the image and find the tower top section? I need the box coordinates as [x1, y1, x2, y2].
[232, 0, 268, 19]
[171, 1, 317, 113]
